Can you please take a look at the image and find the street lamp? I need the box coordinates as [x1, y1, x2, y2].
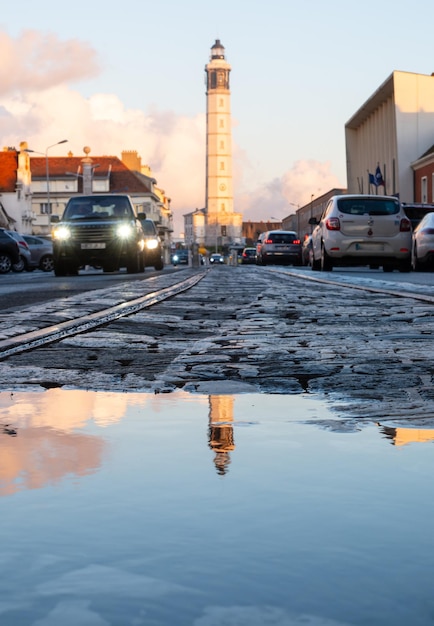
[27, 140, 68, 214]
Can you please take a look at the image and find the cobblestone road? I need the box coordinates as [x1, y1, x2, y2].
[1, 266, 434, 427]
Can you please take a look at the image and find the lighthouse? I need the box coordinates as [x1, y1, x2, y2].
[204, 40, 242, 248]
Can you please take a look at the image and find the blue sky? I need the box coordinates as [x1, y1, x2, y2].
[2, 0, 434, 234]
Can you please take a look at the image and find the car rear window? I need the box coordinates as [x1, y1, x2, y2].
[267, 233, 298, 244]
[402, 204, 434, 229]
[336, 198, 400, 216]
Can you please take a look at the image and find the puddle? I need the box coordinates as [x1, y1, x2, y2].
[1, 389, 434, 625]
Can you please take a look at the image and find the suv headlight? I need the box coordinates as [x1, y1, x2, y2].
[145, 238, 159, 250]
[52, 226, 71, 241]
[116, 223, 134, 239]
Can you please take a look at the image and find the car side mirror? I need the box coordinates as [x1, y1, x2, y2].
[308, 217, 318, 225]
[50, 215, 59, 223]
[137, 212, 147, 220]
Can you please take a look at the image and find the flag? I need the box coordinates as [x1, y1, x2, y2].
[375, 165, 385, 187]
[369, 173, 377, 186]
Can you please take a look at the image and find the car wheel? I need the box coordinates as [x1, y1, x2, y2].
[412, 247, 422, 271]
[154, 259, 164, 270]
[126, 252, 141, 273]
[12, 255, 26, 272]
[40, 255, 54, 272]
[311, 254, 321, 271]
[398, 259, 412, 273]
[320, 244, 333, 271]
[54, 262, 68, 277]
[0, 254, 12, 274]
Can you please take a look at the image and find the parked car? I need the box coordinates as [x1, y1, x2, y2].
[256, 230, 302, 266]
[402, 203, 434, 231]
[240, 247, 257, 264]
[22, 235, 54, 272]
[172, 249, 189, 266]
[302, 235, 313, 266]
[51, 194, 150, 276]
[309, 194, 412, 272]
[0, 228, 20, 273]
[4, 230, 32, 272]
[209, 253, 225, 264]
[411, 211, 434, 270]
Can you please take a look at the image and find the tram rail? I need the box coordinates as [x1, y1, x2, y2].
[0, 271, 207, 360]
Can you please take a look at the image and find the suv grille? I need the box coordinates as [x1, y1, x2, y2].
[69, 224, 116, 243]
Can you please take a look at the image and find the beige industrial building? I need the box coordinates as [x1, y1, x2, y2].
[345, 70, 434, 201]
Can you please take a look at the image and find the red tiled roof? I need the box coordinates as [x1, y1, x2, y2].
[0, 151, 18, 192]
[30, 155, 153, 194]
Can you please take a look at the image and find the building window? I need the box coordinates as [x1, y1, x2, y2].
[40, 203, 51, 215]
[432, 174, 434, 202]
[421, 176, 428, 203]
[220, 141, 225, 149]
[219, 119, 224, 128]
[221, 203, 226, 212]
[219, 98, 224, 107]
[220, 161, 225, 171]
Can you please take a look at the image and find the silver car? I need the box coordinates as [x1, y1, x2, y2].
[309, 194, 412, 272]
[22, 235, 54, 272]
[411, 211, 434, 270]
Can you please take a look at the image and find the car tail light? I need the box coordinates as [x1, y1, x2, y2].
[18, 240, 30, 250]
[292, 239, 301, 245]
[399, 218, 411, 232]
[264, 239, 273, 244]
[325, 217, 340, 230]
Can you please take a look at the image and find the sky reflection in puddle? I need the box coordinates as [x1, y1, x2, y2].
[1, 389, 434, 626]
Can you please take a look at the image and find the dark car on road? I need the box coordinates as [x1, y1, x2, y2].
[172, 249, 189, 266]
[140, 218, 164, 270]
[256, 230, 302, 266]
[402, 203, 434, 231]
[0, 228, 20, 273]
[51, 194, 153, 276]
[240, 247, 257, 264]
[209, 253, 225, 264]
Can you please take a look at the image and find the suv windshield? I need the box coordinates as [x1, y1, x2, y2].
[63, 196, 134, 220]
[336, 198, 399, 216]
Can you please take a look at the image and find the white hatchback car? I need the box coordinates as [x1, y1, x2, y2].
[309, 194, 412, 272]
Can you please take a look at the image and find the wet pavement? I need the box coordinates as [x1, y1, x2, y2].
[2, 388, 434, 625]
[1, 266, 434, 426]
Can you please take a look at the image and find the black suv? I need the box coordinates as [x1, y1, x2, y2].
[402, 203, 434, 231]
[0, 228, 20, 274]
[51, 194, 162, 276]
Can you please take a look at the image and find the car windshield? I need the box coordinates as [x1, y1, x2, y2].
[336, 198, 399, 216]
[64, 197, 134, 220]
[141, 220, 158, 236]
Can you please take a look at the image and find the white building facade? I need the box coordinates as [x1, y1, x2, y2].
[345, 70, 434, 201]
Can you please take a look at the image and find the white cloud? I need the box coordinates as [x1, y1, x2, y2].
[0, 30, 99, 94]
[0, 30, 345, 236]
